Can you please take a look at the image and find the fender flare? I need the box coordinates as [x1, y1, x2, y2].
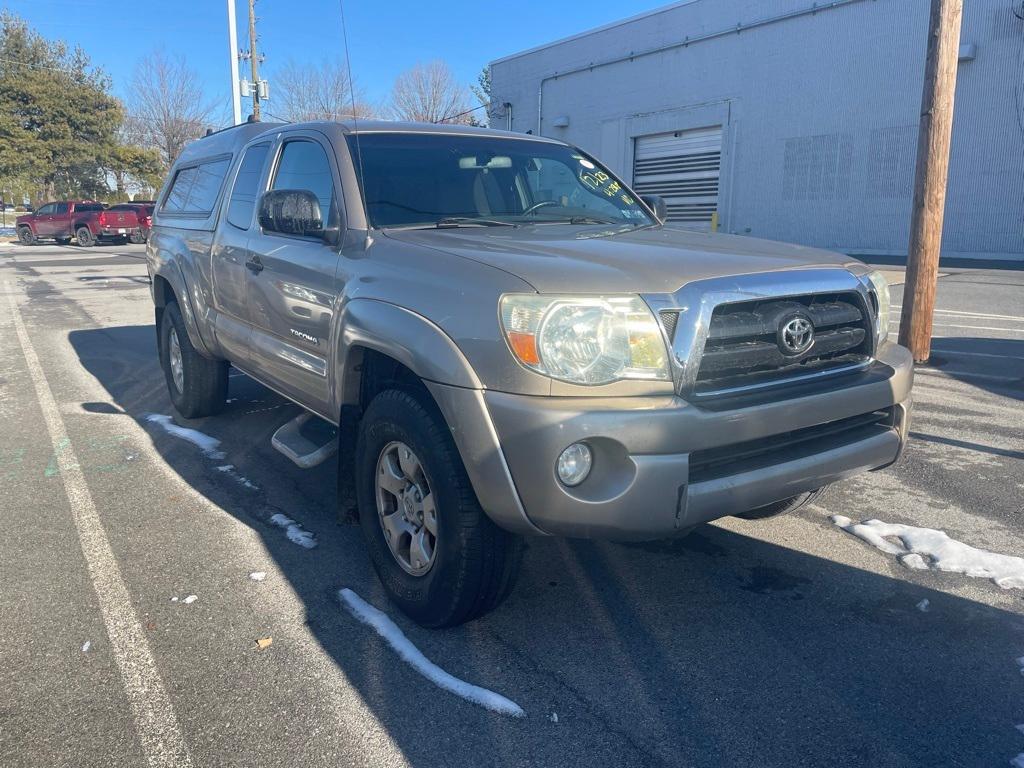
[150, 255, 216, 358]
[336, 298, 482, 402]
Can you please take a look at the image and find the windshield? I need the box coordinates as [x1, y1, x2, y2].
[346, 133, 653, 229]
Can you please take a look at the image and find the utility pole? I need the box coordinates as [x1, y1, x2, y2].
[246, 0, 261, 121]
[898, 0, 963, 363]
[226, 0, 241, 125]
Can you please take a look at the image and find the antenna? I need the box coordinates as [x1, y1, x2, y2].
[338, 0, 371, 238]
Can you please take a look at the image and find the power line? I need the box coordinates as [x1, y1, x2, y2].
[434, 102, 489, 124]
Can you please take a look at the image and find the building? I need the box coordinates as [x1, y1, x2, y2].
[489, 0, 1024, 262]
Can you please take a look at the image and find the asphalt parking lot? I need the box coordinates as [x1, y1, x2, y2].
[2, 239, 1023, 768]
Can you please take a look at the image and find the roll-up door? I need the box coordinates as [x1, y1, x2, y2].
[633, 126, 722, 230]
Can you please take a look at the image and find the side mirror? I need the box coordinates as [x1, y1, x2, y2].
[640, 195, 667, 224]
[258, 189, 338, 244]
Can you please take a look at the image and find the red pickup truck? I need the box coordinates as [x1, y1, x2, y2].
[16, 201, 141, 246]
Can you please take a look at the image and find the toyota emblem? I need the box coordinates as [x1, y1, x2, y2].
[779, 315, 815, 356]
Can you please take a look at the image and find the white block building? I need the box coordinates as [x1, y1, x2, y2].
[489, 0, 1024, 262]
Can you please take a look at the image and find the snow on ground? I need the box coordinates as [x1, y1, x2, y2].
[214, 464, 259, 490]
[1011, 754, 1024, 768]
[81, 641, 91, 652]
[145, 414, 225, 459]
[249, 571, 266, 581]
[832, 516, 1024, 589]
[269, 513, 316, 549]
[338, 588, 526, 718]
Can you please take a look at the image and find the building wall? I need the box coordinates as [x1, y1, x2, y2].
[490, 0, 1024, 261]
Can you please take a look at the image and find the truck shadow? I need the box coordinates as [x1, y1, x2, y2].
[69, 324, 1024, 768]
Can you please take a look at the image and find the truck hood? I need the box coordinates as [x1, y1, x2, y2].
[384, 224, 857, 294]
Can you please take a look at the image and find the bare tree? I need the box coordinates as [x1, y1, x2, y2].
[128, 49, 215, 169]
[273, 60, 374, 122]
[388, 60, 473, 124]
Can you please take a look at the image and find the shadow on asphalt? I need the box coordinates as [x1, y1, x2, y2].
[69, 324, 1024, 767]
[925, 337, 1024, 401]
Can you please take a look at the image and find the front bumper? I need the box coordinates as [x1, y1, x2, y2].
[430, 341, 913, 540]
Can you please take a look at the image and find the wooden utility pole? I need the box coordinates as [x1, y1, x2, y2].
[899, 0, 963, 363]
[247, 0, 261, 121]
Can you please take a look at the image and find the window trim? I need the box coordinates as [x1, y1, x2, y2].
[159, 153, 233, 217]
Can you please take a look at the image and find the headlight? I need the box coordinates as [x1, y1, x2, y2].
[499, 294, 669, 385]
[866, 270, 891, 340]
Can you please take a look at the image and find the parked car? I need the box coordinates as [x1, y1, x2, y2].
[148, 121, 912, 628]
[107, 203, 154, 243]
[16, 201, 141, 246]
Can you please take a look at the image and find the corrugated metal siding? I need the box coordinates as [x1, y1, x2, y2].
[490, 0, 1024, 261]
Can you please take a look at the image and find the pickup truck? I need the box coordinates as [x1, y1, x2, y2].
[17, 201, 141, 246]
[147, 121, 913, 627]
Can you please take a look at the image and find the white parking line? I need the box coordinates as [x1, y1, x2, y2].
[3, 282, 194, 768]
[891, 305, 1024, 323]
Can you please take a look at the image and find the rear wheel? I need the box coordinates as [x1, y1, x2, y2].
[735, 488, 827, 520]
[129, 231, 146, 244]
[356, 388, 523, 628]
[159, 301, 228, 418]
[17, 226, 35, 245]
[76, 226, 94, 247]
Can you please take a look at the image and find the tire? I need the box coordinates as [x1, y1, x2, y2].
[129, 231, 146, 245]
[76, 226, 95, 247]
[735, 488, 827, 520]
[356, 389, 523, 628]
[158, 301, 228, 419]
[17, 227, 35, 245]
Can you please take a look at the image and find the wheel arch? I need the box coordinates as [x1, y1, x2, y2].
[149, 260, 216, 359]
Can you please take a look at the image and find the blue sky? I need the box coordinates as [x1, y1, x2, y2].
[6, 0, 668, 122]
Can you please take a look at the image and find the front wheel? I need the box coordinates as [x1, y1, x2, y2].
[356, 389, 523, 628]
[17, 227, 35, 245]
[76, 226, 94, 247]
[159, 301, 228, 418]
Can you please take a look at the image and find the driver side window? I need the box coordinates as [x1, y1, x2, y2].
[36, 203, 55, 215]
[272, 140, 337, 225]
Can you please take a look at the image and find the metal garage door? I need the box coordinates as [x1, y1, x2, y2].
[632, 126, 722, 230]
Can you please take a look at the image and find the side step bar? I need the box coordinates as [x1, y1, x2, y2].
[271, 412, 338, 469]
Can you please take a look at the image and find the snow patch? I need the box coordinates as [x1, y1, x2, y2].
[832, 516, 1024, 589]
[182, 595, 198, 604]
[916, 598, 930, 613]
[145, 414, 225, 459]
[1011, 754, 1024, 768]
[1015, 724, 1024, 736]
[269, 513, 316, 549]
[215, 464, 259, 490]
[549, 712, 559, 723]
[81, 640, 91, 652]
[249, 571, 266, 582]
[1016, 657, 1024, 677]
[339, 588, 525, 718]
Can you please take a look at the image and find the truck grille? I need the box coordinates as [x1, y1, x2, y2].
[692, 292, 872, 397]
[688, 407, 895, 484]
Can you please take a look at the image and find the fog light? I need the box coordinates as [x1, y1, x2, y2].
[557, 443, 592, 487]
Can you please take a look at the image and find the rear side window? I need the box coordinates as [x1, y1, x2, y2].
[54, 202, 69, 214]
[272, 140, 336, 221]
[76, 203, 104, 212]
[162, 158, 231, 215]
[227, 142, 270, 230]
[108, 205, 132, 212]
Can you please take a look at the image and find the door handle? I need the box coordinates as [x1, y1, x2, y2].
[245, 256, 264, 274]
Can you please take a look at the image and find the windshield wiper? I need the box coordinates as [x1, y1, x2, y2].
[436, 217, 518, 228]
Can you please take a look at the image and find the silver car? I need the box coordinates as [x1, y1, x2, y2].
[147, 121, 912, 627]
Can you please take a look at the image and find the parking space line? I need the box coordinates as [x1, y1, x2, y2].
[3, 282, 194, 768]
[891, 305, 1024, 323]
